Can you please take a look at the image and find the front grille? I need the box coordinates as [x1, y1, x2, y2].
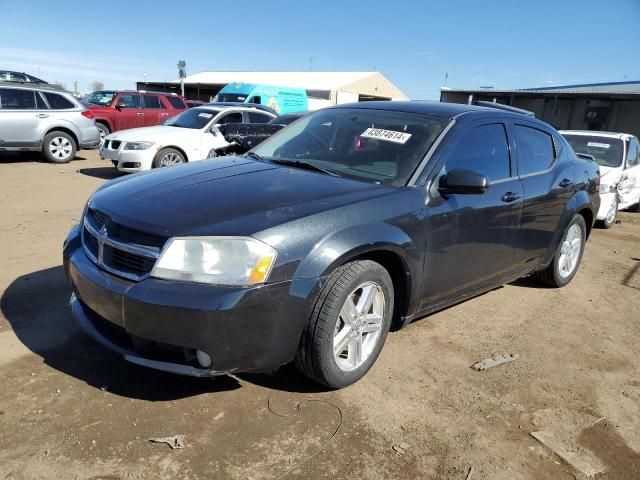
[82, 207, 167, 281]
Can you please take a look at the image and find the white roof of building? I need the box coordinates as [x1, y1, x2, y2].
[175, 71, 381, 90]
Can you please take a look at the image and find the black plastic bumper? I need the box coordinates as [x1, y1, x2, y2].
[63, 228, 318, 376]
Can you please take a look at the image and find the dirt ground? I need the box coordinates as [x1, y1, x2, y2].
[1, 150, 639, 480]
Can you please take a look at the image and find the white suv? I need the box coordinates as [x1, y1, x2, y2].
[99, 105, 275, 172]
[0, 83, 100, 163]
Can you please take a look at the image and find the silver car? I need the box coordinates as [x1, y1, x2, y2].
[0, 82, 100, 163]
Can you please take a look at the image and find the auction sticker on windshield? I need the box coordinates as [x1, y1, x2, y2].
[361, 128, 412, 144]
[198, 113, 213, 119]
[587, 142, 610, 149]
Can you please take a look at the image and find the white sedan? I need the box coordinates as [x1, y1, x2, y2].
[99, 106, 276, 173]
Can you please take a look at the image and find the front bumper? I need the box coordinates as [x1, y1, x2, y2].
[63, 228, 316, 376]
[99, 143, 156, 172]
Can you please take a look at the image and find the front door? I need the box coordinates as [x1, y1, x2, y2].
[421, 120, 523, 307]
[112, 93, 143, 131]
[619, 137, 640, 209]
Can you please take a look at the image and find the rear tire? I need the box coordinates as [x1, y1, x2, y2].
[153, 148, 185, 168]
[42, 131, 77, 163]
[295, 260, 393, 388]
[533, 214, 586, 288]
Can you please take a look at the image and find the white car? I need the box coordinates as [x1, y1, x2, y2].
[99, 106, 276, 172]
[561, 130, 640, 228]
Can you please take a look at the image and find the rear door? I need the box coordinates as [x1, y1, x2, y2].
[112, 93, 143, 130]
[142, 94, 163, 126]
[510, 121, 573, 267]
[246, 111, 274, 124]
[0, 87, 48, 146]
[421, 120, 523, 306]
[619, 137, 640, 209]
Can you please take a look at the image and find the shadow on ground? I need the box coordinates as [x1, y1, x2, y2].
[1, 266, 327, 400]
[77, 167, 123, 180]
[0, 152, 87, 164]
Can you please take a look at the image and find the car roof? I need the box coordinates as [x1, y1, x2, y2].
[0, 80, 67, 92]
[331, 100, 547, 122]
[560, 130, 635, 140]
[192, 105, 276, 115]
[206, 102, 277, 115]
[92, 89, 180, 97]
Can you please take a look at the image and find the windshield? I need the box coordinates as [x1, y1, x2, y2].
[84, 91, 116, 106]
[164, 108, 220, 129]
[251, 108, 449, 186]
[563, 134, 624, 168]
[216, 93, 248, 102]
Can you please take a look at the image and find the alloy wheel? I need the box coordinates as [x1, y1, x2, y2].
[159, 152, 184, 167]
[558, 223, 582, 279]
[333, 281, 385, 372]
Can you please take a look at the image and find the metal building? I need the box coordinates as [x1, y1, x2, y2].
[138, 71, 408, 107]
[440, 81, 640, 137]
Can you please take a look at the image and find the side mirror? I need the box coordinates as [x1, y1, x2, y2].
[115, 102, 126, 110]
[438, 169, 489, 195]
[576, 153, 596, 163]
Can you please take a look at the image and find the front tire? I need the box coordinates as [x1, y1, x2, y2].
[153, 148, 185, 168]
[96, 123, 110, 144]
[43, 131, 77, 163]
[599, 196, 618, 229]
[534, 214, 587, 288]
[295, 260, 394, 388]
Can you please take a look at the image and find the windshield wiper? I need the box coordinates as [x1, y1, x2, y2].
[269, 158, 342, 177]
[244, 151, 265, 162]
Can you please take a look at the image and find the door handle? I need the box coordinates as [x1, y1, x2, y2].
[559, 178, 573, 188]
[137, 112, 144, 116]
[501, 191, 522, 203]
[36, 114, 49, 118]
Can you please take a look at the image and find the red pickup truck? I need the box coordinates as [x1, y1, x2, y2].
[82, 90, 188, 142]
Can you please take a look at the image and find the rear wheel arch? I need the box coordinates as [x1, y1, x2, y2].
[43, 126, 78, 149]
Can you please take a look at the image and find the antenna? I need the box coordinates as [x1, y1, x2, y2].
[308, 57, 314, 72]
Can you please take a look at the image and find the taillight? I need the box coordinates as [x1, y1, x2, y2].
[81, 110, 94, 119]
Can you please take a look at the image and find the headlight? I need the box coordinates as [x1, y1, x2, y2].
[124, 141, 154, 150]
[599, 183, 613, 194]
[151, 237, 277, 286]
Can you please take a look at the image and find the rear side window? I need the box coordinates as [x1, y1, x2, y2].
[248, 112, 272, 123]
[445, 123, 511, 182]
[166, 96, 186, 109]
[43, 92, 75, 109]
[0, 88, 37, 109]
[514, 125, 555, 176]
[143, 95, 162, 109]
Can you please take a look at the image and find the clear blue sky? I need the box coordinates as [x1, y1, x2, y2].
[1, 0, 639, 98]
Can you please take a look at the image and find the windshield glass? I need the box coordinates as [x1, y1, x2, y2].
[84, 91, 116, 106]
[251, 108, 449, 186]
[563, 134, 624, 167]
[164, 108, 220, 129]
[216, 93, 248, 102]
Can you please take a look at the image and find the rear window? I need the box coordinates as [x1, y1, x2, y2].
[166, 96, 186, 109]
[44, 92, 75, 109]
[562, 134, 624, 168]
[0, 88, 37, 109]
[514, 125, 556, 175]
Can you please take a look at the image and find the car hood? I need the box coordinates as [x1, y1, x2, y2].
[90, 157, 395, 238]
[107, 126, 199, 141]
[599, 165, 623, 183]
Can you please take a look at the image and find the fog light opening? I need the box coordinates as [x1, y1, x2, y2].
[196, 350, 212, 368]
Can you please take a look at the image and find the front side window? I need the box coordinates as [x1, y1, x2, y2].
[562, 134, 624, 168]
[117, 94, 141, 108]
[164, 108, 220, 129]
[514, 125, 556, 176]
[143, 95, 162, 109]
[43, 92, 75, 109]
[84, 91, 116, 106]
[248, 112, 272, 123]
[626, 138, 639, 167]
[252, 108, 449, 186]
[444, 123, 511, 182]
[0, 88, 37, 109]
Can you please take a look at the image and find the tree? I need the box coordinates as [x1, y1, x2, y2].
[53, 81, 67, 90]
[90, 81, 104, 91]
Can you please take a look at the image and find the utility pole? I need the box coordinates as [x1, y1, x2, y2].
[308, 57, 314, 72]
[73, 79, 78, 95]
